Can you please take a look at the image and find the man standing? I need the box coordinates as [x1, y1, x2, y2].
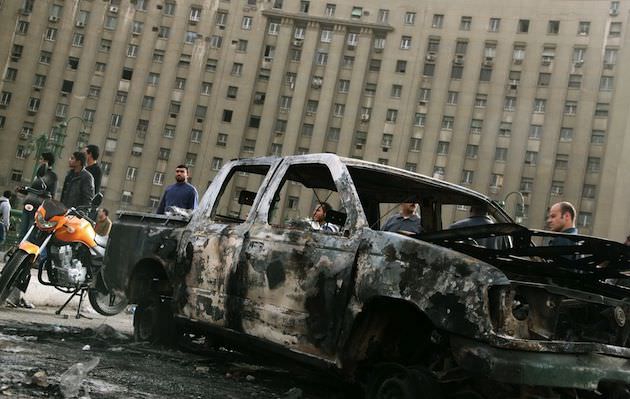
[0, 190, 11, 245]
[60, 151, 95, 209]
[546, 201, 578, 246]
[84, 144, 102, 194]
[382, 203, 423, 235]
[94, 208, 112, 237]
[449, 204, 500, 248]
[156, 165, 198, 214]
[20, 152, 58, 239]
[309, 202, 339, 233]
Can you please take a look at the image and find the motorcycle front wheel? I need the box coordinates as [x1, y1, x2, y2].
[0, 250, 33, 303]
[88, 288, 128, 316]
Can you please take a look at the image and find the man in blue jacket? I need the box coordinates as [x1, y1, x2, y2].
[547, 201, 578, 246]
[156, 165, 198, 214]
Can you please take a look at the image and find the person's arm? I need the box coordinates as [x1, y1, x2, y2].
[93, 168, 102, 194]
[48, 172, 58, 199]
[81, 173, 95, 206]
[1, 203, 9, 229]
[104, 218, 112, 236]
[191, 186, 199, 209]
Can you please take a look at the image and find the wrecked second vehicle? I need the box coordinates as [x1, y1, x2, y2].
[103, 154, 630, 398]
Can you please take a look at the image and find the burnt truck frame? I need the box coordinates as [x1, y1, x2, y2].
[104, 154, 630, 398]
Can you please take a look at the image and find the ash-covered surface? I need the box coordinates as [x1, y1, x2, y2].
[0, 313, 348, 399]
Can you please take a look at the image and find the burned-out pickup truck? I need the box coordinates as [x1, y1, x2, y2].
[104, 154, 630, 398]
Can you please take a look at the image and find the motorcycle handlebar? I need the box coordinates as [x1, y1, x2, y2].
[17, 186, 52, 198]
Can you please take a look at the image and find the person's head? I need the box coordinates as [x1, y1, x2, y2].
[84, 144, 100, 162]
[624, 234, 630, 246]
[3, 190, 11, 199]
[175, 164, 189, 183]
[40, 152, 55, 167]
[546, 201, 576, 232]
[470, 204, 489, 217]
[400, 203, 417, 217]
[312, 202, 332, 223]
[97, 208, 109, 221]
[69, 151, 87, 170]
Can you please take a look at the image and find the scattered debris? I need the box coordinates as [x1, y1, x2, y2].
[245, 375, 255, 382]
[59, 357, 100, 398]
[81, 345, 90, 351]
[284, 387, 303, 399]
[89, 324, 128, 341]
[26, 370, 49, 388]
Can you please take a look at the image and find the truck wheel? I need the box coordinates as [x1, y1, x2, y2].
[133, 299, 176, 345]
[368, 364, 441, 399]
[88, 288, 128, 316]
[0, 250, 32, 304]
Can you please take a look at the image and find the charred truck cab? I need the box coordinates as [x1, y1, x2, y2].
[103, 154, 630, 398]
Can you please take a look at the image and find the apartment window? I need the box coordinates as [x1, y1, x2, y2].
[595, 103, 609, 117]
[45, 27, 57, 41]
[386, 109, 398, 123]
[555, 154, 569, 169]
[578, 21, 590, 35]
[131, 144, 144, 157]
[341, 56, 354, 68]
[573, 47, 586, 64]
[27, 97, 40, 112]
[520, 178, 534, 193]
[529, 124, 543, 139]
[410, 138, 422, 152]
[209, 35, 222, 48]
[189, 6, 201, 22]
[231, 63, 243, 76]
[533, 98, 546, 113]
[95, 61, 108, 73]
[423, 63, 435, 77]
[414, 113, 426, 127]
[163, 125, 176, 138]
[34, 74, 47, 88]
[325, 3, 336, 16]
[447, 91, 458, 105]
[212, 158, 223, 171]
[185, 153, 197, 167]
[55, 103, 67, 118]
[164, 2, 176, 15]
[241, 16, 252, 30]
[504, 96, 516, 111]
[465, 145, 479, 159]
[591, 130, 606, 144]
[320, 29, 333, 43]
[524, 151, 538, 165]
[538, 73, 551, 87]
[200, 82, 212, 96]
[587, 157, 601, 173]
[373, 37, 385, 50]
[272, 0, 283, 9]
[124, 167, 138, 182]
[451, 65, 463, 79]
[216, 133, 228, 147]
[149, 50, 164, 64]
[72, 32, 84, 47]
[577, 213, 592, 228]
[169, 101, 181, 115]
[333, 103, 345, 117]
[242, 139, 256, 153]
[479, 68, 492, 82]
[104, 15, 117, 30]
[437, 141, 450, 155]
[132, 21, 143, 35]
[431, 14, 443, 28]
[568, 74, 582, 89]
[470, 119, 483, 134]
[275, 119, 287, 133]
[441, 116, 454, 130]
[17, 20, 29, 35]
[582, 185, 596, 199]
[184, 31, 198, 44]
[136, 119, 148, 137]
[268, 22, 280, 35]
[461, 170, 474, 185]
[153, 172, 165, 186]
[475, 94, 487, 108]
[10, 170, 23, 183]
[490, 174, 503, 189]
[604, 48, 618, 67]
[518, 19, 530, 33]
[4, 68, 17, 82]
[405, 12, 416, 25]
[495, 147, 508, 162]
[299, 123, 313, 137]
[271, 144, 283, 156]
[381, 134, 393, 148]
[369, 59, 381, 72]
[378, 9, 389, 23]
[338, 79, 350, 93]
[195, 105, 207, 120]
[316, 51, 328, 65]
[400, 36, 412, 50]
[135, 0, 148, 11]
[157, 147, 171, 161]
[542, 47, 555, 65]
[551, 181, 564, 196]
[110, 113, 123, 127]
[609, 22, 622, 37]
[16, 145, 28, 159]
[363, 83, 376, 96]
[234, 39, 248, 52]
[499, 122, 512, 136]
[460, 16, 472, 30]
[139, 95, 154, 110]
[144, 73, 159, 86]
[326, 127, 340, 142]
[226, 86, 238, 99]
[488, 18, 501, 32]
[391, 85, 402, 98]
[158, 26, 170, 38]
[548, 20, 560, 34]
[289, 49, 302, 61]
[300, 0, 310, 13]
[82, 109, 95, 123]
[306, 100, 319, 113]
[600, 76, 614, 91]
[115, 91, 127, 104]
[563, 101, 577, 115]
[100, 39, 112, 52]
[513, 45, 526, 63]
[560, 127, 573, 142]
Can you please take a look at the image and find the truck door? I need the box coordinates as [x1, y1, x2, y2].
[180, 161, 277, 328]
[237, 157, 365, 359]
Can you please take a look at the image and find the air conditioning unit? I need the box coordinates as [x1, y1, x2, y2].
[76, 21, 85, 28]
[49, 16, 59, 22]
[604, 63, 614, 69]
[109, 6, 119, 13]
[262, 60, 271, 68]
[374, 48, 383, 53]
[574, 60, 584, 67]
[610, 7, 619, 16]
[311, 78, 322, 88]
[454, 55, 464, 65]
[426, 53, 436, 62]
[360, 113, 370, 122]
[292, 39, 303, 47]
[513, 58, 523, 65]
[347, 44, 357, 50]
[508, 80, 519, 90]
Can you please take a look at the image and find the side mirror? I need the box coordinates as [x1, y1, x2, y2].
[91, 192, 103, 207]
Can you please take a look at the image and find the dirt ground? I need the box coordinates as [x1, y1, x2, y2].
[0, 307, 349, 399]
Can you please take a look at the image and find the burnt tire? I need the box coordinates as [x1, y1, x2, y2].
[0, 250, 32, 304]
[88, 288, 128, 316]
[133, 299, 177, 345]
[368, 364, 441, 399]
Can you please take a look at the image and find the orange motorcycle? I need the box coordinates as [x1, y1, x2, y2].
[0, 189, 126, 317]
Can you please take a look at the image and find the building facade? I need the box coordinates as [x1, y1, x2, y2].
[0, 0, 629, 239]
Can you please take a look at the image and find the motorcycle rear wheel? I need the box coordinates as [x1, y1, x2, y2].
[0, 250, 32, 304]
[88, 288, 128, 316]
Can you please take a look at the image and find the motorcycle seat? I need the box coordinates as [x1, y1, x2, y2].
[95, 234, 109, 248]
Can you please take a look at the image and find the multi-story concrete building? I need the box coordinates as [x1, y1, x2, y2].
[0, 0, 629, 239]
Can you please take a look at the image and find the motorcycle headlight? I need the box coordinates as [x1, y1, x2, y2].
[35, 212, 58, 230]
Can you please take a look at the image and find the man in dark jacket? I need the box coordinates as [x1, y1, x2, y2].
[20, 152, 58, 239]
[84, 144, 102, 194]
[60, 151, 94, 208]
[156, 165, 198, 214]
